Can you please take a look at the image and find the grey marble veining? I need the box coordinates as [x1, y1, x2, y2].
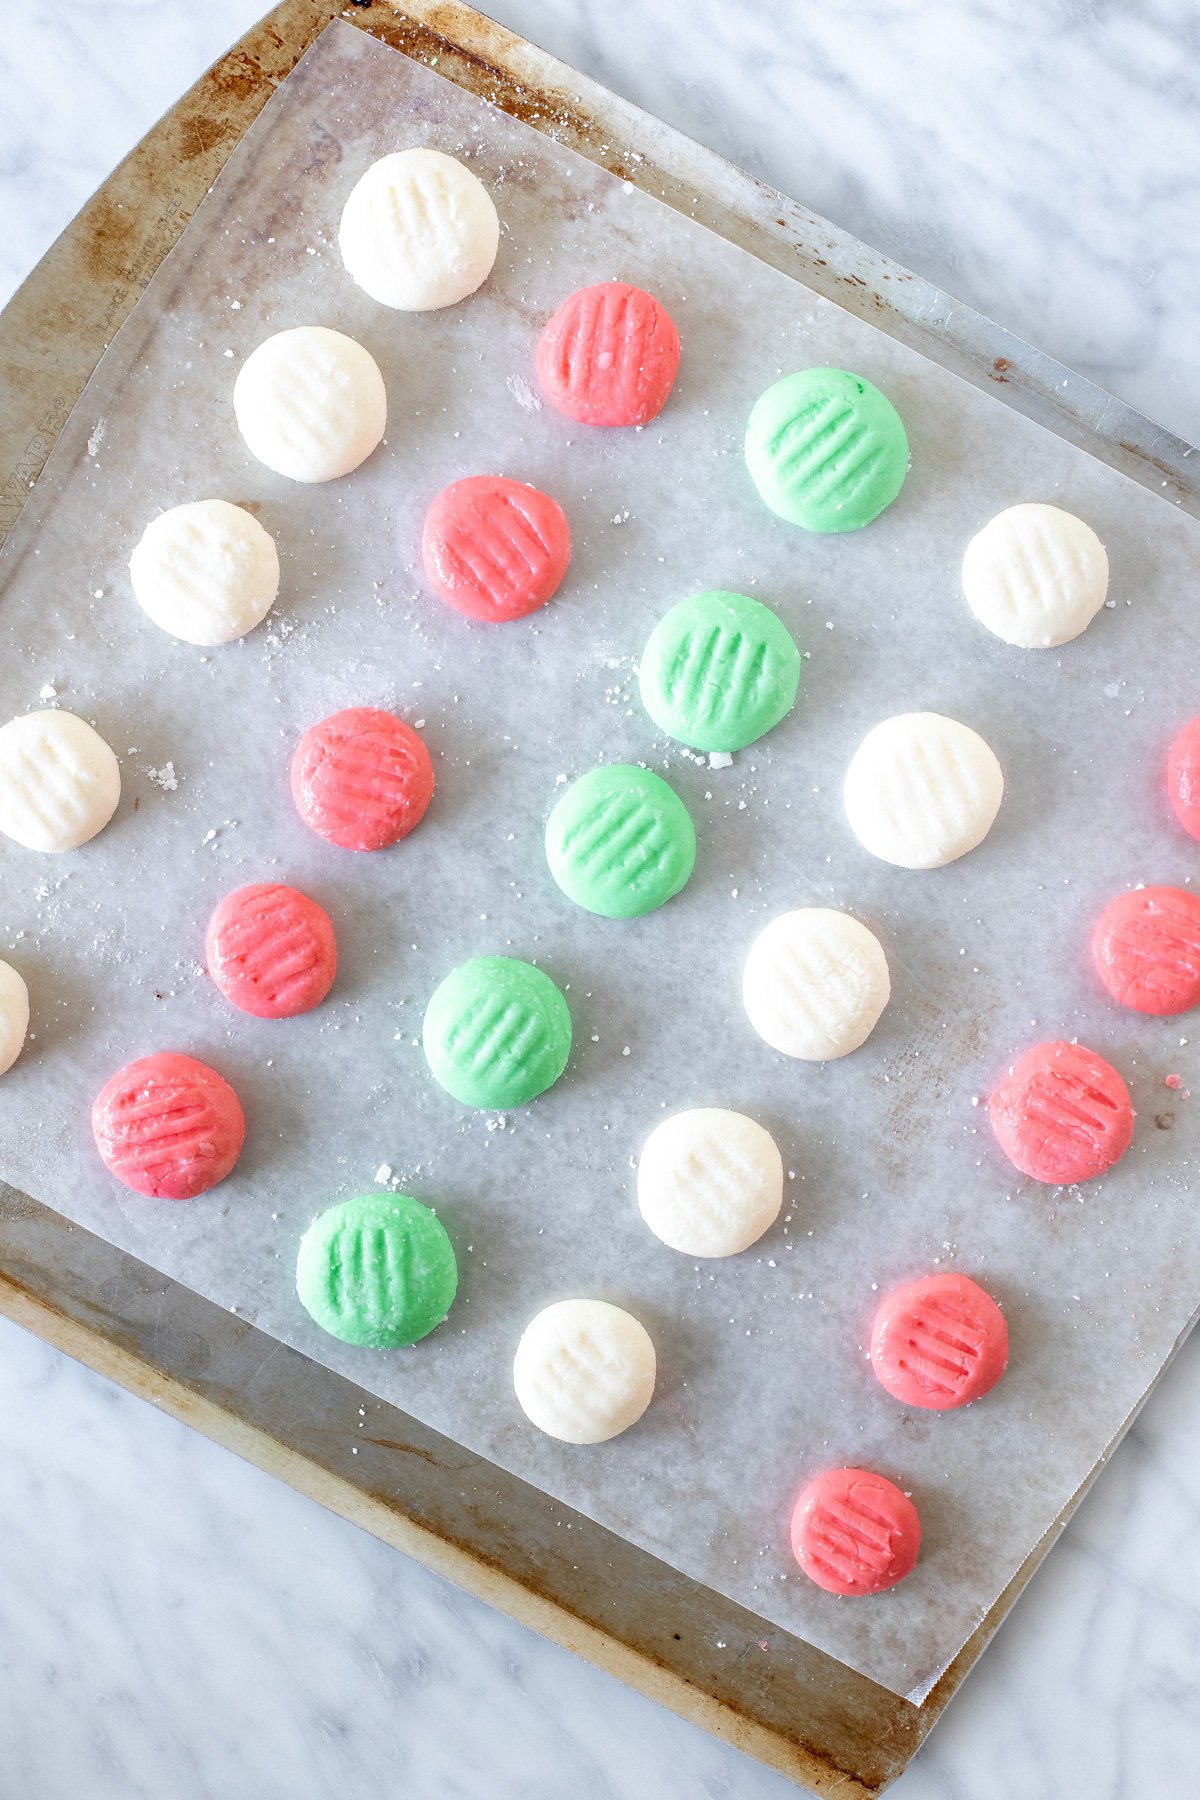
[0, 3, 1197, 1795]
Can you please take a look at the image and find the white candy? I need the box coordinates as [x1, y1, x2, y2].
[513, 1299, 656, 1444]
[743, 908, 890, 1060]
[234, 327, 386, 483]
[0, 961, 29, 1075]
[637, 1108, 783, 1256]
[843, 711, 1003, 869]
[339, 149, 500, 312]
[0, 710, 121, 853]
[962, 502, 1108, 648]
[129, 500, 279, 646]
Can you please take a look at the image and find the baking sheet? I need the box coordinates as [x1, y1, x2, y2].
[3, 20, 1200, 1701]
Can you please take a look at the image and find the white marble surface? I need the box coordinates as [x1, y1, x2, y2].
[0, 4, 1197, 1794]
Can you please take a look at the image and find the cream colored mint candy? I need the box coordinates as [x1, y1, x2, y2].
[234, 327, 386, 483]
[129, 500, 279, 646]
[637, 1108, 783, 1256]
[513, 1299, 656, 1443]
[743, 908, 890, 1060]
[0, 710, 120, 853]
[962, 503, 1109, 647]
[843, 712, 1003, 869]
[0, 960, 29, 1075]
[339, 149, 499, 311]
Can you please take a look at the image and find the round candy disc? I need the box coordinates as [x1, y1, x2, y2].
[742, 908, 890, 1060]
[843, 712, 1004, 869]
[544, 764, 695, 919]
[1092, 885, 1200, 1015]
[0, 959, 29, 1077]
[870, 1272, 1008, 1411]
[790, 1468, 920, 1596]
[206, 883, 337, 1019]
[296, 1192, 457, 1347]
[233, 327, 386, 484]
[338, 149, 499, 312]
[422, 476, 571, 623]
[423, 956, 571, 1109]
[129, 499, 279, 647]
[1168, 717, 1200, 841]
[638, 590, 801, 753]
[636, 1108, 782, 1257]
[291, 707, 434, 852]
[988, 1039, 1133, 1185]
[745, 368, 909, 533]
[0, 709, 121, 854]
[92, 1052, 245, 1200]
[962, 503, 1108, 648]
[513, 1298, 656, 1443]
[535, 282, 680, 427]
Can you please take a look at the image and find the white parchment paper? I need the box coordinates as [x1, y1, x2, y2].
[3, 23, 1200, 1700]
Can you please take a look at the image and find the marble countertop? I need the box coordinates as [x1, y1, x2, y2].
[1, 4, 1196, 1795]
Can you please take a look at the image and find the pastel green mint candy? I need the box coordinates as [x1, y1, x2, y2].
[423, 955, 571, 1108]
[296, 1192, 457, 1348]
[545, 763, 696, 919]
[638, 590, 801, 752]
[744, 368, 909, 532]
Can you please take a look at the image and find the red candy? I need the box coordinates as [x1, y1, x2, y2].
[92, 1051, 245, 1200]
[1167, 716, 1200, 840]
[206, 883, 337, 1019]
[535, 282, 680, 427]
[988, 1039, 1134, 1185]
[870, 1271, 1008, 1411]
[790, 1468, 920, 1597]
[422, 476, 571, 623]
[291, 707, 434, 852]
[1092, 885, 1200, 1016]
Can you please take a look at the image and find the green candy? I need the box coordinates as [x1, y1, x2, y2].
[545, 763, 696, 919]
[744, 368, 909, 532]
[423, 955, 571, 1108]
[638, 590, 801, 752]
[296, 1192, 457, 1348]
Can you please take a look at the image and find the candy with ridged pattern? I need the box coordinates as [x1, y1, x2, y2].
[291, 707, 434, 852]
[1092, 885, 1200, 1016]
[422, 476, 571, 623]
[206, 883, 337, 1019]
[296, 1192, 457, 1347]
[536, 282, 680, 427]
[843, 711, 1003, 869]
[870, 1271, 1008, 1410]
[0, 709, 120, 854]
[742, 908, 890, 1060]
[745, 368, 908, 532]
[423, 955, 571, 1109]
[638, 590, 801, 753]
[988, 1039, 1134, 1185]
[91, 1052, 245, 1200]
[544, 764, 695, 919]
[790, 1468, 920, 1595]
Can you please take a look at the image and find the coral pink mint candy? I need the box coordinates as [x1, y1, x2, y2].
[1167, 716, 1200, 840]
[291, 707, 434, 852]
[92, 1052, 244, 1200]
[870, 1272, 1008, 1411]
[988, 1039, 1133, 1185]
[535, 282, 680, 427]
[422, 476, 571, 623]
[1092, 885, 1200, 1016]
[206, 883, 337, 1019]
[790, 1468, 920, 1597]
